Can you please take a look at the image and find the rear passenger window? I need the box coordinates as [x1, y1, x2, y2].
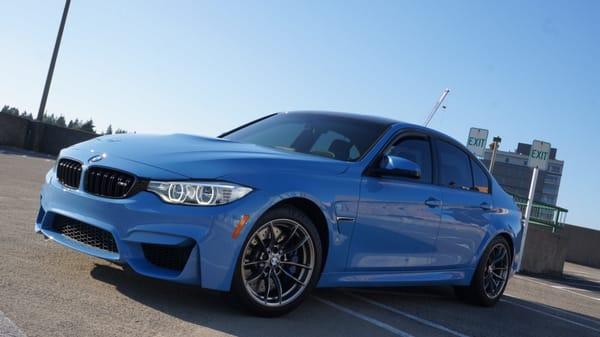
[386, 138, 432, 184]
[471, 158, 490, 193]
[436, 140, 473, 190]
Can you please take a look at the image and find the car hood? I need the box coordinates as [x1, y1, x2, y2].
[68, 134, 350, 179]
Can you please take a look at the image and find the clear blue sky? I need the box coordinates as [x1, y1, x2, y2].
[1, 1, 599, 229]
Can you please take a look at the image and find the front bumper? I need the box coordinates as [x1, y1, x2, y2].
[36, 174, 266, 291]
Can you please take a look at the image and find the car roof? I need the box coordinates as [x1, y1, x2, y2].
[282, 110, 400, 127]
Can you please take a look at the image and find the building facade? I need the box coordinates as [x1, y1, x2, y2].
[481, 143, 564, 206]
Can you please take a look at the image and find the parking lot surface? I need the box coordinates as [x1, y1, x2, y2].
[1, 149, 599, 337]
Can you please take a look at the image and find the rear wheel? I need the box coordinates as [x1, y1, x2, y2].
[231, 206, 323, 316]
[455, 236, 511, 306]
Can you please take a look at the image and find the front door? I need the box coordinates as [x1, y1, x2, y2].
[348, 136, 442, 271]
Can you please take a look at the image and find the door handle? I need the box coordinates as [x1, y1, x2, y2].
[424, 198, 442, 208]
[480, 202, 493, 211]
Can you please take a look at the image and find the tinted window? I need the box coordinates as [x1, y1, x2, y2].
[471, 158, 490, 193]
[222, 113, 391, 161]
[436, 140, 473, 190]
[386, 138, 432, 184]
[310, 130, 361, 161]
[231, 122, 305, 150]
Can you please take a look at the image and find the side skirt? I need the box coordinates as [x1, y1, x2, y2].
[317, 269, 475, 288]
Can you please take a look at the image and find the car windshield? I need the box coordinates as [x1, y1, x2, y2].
[221, 112, 392, 162]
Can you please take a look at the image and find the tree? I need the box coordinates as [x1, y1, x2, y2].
[105, 124, 113, 135]
[68, 118, 80, 129]
[1, 105, 20, 116]
[56, 116, 67, 127]
[42, 113, 57, 125]
[80, 119, 95, 133]
[20, 111, 33, 120]
[115, 128, 127, 134]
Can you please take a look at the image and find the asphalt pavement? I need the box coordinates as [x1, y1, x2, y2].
[0, 149, 599, 337]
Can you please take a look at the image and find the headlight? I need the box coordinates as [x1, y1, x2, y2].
[147, 181, 252, 206]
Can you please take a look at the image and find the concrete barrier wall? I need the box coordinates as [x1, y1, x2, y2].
[0, 113, 30, 148]
[0, 112, 97, 155]
[564, 224, 600, 268]
[520, 224, 568, 275]
[36, 122, 97, 155]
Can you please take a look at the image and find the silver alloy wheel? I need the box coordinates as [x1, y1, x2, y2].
[241, 218, 315, 307]
[483, 243, 510, 298]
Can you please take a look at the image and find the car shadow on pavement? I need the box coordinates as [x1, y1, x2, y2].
[90, 263, 600, 337]
[89, 263, 380, 337]
[521, 271, 600, 293]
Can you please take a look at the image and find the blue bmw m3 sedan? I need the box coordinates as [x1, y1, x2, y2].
[36, 111, 522, 316]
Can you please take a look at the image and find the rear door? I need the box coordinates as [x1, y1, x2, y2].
[348, 134, 443, 271]
[433, 139, 493, 268]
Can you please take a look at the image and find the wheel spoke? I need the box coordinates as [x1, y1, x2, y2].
[280, 224, 299, 250]
[491, 271, 504, 280]
[264, 270, 272, 305]
[492, 249, 507, 265]
[272, 272, 283, 305]
[280, 261, 313, 270]
[255, 234, 269, 254]
[283, 235, 309, 255]
[243, 260, 268, 267]
[247, 269, 266, 283]
[267, 222, 278, 248]
[278, 266, 306, 286]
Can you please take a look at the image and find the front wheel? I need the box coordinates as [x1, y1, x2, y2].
[231, 206, 323, 316]
[455, 236, 512, 306]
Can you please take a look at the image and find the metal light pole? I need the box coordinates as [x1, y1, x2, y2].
[517, 166, 539, 271]
[424, 88, 450, 127]
[37, 0, 71, 121]
[488, 136, 502, 173]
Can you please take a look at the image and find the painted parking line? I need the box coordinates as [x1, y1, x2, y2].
[314, 297, 416, 337]
[0, 310, 27, 337]
[514, 275, 600, 301]
[346, 292, 470, 337]
[501, 298, 600, 334]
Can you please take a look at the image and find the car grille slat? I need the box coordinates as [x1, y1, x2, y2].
[56, 159, 82, 189]
[52, 214, 118, 253]
[85, 167, 136, 198]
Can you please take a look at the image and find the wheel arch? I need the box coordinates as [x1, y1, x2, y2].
[496, 232, 515, 260]
[267, 197, 331, 271]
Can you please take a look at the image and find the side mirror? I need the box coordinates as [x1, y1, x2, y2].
[376, 155, 421, 179]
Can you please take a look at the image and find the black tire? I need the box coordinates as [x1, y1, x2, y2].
[454, 236, 512, 307]
[231, 206, 323, 317]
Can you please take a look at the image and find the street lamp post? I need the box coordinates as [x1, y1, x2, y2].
[488, 136, 502, 174]
[423, 88, 450, 127]
[36, 0, 71, 121]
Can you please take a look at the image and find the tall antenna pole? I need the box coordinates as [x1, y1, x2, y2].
[423, 88, 450, 127]
[37, 0, 71, 121]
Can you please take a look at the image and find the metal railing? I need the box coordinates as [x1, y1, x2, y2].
[511, 194, 568, 232]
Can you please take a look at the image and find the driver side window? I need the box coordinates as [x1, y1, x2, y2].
[385, 138, 433, 184]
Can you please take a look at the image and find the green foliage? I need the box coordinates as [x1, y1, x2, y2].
[79, 119, 95, 133]
[2, 104, 129, 135]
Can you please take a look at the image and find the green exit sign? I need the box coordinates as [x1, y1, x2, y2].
[466, 128, 489, 157]
[528, 140, 551, 171]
